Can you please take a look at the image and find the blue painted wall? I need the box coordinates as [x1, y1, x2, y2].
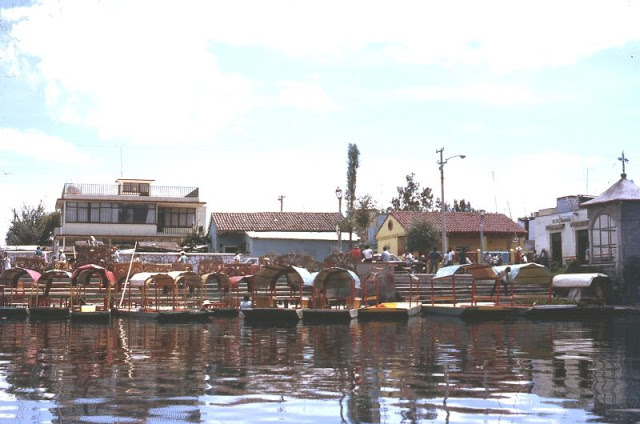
[213, 230, 341, 260]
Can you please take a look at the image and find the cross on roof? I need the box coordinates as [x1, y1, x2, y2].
[618, 151, 629, 177]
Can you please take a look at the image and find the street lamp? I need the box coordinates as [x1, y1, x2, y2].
[436, 148, 466, 255]
[335, 187, 343, 252]
[479, 210, 486, 263]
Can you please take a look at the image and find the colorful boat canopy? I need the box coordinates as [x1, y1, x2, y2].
[0, 267, 42, 287]
[71, 264, 115, 287]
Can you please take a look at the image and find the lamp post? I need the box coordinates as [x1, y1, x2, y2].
[335, 187, 343, 252]
[479, 209, 486, 263]
[436, 148, 466, 255]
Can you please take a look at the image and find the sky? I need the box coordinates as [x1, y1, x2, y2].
[1, 0, 640, 244]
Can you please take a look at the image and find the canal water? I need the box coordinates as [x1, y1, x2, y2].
[1, 314, 640, 423]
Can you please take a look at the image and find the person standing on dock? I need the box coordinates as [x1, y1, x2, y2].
[428, 247, 442, 274]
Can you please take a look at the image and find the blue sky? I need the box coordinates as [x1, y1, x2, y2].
[1, 0, 640, 243]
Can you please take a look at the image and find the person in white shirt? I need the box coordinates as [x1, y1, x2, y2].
[178, 251, 188, 263]
[381, 246, 392, 262]
[1, 252, 10, 272]
[445, 249, 455, 266]
[240, 295, 252, 309]
[361, 245, 373, 262]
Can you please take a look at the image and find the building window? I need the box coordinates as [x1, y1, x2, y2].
[120, 182, 150, 196]
[591, 213, 616, 263]
[65, 202, 156, 224]
[158, 207, 196, 228]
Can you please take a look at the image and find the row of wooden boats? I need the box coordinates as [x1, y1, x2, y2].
[0, 261, 616, 324]
[0, 262, 422, 324]
[425, 262, 616, 320]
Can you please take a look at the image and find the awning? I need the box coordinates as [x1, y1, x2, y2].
[432, 264, 471, 280]
[0, 268, 42, 288]
[252, 264, 314, 289]
[493, 263, 551, 284]
[169, 271, 202, 288]
[128, 272, 174, 288]
[552, 273, 610, 289]
[228, 275, 253, 287]
[71, 264, 116, 287]
[313, 267, 361, 290]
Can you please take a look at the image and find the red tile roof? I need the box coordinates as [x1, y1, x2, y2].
[211, 212, 340, 232]
[389, 211, 526, 235]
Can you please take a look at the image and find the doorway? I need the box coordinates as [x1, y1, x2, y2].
[576, 229, 589, 263]
[550, 232, 563, 266]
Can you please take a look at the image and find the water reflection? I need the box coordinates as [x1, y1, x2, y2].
[1, 315, 640, 422]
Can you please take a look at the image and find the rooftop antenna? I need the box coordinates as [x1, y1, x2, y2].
[492, 171, 498, 213]
[120, 145, 124, 178]
[618, 150, 629, 178]
[277, 195, 285, 212]
[586, 168, 589, 194]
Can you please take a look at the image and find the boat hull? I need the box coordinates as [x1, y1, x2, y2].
[302, 308, 358, 324]
[156, 310, 211, 323]
[358, 303, 421, 321]
[241, 308, 303, 324]
[116, 309, 160, 320]
[28, 307, 70, 320]
[0, 307, 28, 320]
[526, 305, 616, 320]
[70, 310, 112, 323]
[210, 308, 240, 318]
[422, 304, 525, 320]
[116, 309, 211, 322]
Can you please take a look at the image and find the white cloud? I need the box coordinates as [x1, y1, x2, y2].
[207, 0, 640, 71]
[277, 81, 340, 113]
[0, 128, 90, 163]
[4, 1, 262, 146]
[397, 83, 543, 106]
[3, 0, 639, 148]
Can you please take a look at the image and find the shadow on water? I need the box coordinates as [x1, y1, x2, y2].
[1, 315, 640, 422]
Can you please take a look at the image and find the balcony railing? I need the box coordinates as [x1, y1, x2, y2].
[157, 227, 196, 236]
[63, 183, 199, 199]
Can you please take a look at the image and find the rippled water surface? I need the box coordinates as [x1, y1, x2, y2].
[2, 314, 640, 423]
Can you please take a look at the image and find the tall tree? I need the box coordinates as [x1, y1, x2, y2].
[452, 199, 475, 212]
[5, 202, 60, 246]
[390, 173, 434, 211]
[180, 226, 210, 252]
[353, 194, 379, 244]
[345, 143, 360, 243]
[405, 218, 440, 256]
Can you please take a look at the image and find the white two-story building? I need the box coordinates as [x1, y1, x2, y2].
[54, 178, 207, 248]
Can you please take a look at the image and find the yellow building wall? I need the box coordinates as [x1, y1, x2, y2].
[375, 215, 407, 255]
[376, 215, 525, 258]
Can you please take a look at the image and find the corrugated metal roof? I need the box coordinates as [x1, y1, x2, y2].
[211, 212, 340, 232]
[581, 175, 640, 206]
[389, 211, 526, 235]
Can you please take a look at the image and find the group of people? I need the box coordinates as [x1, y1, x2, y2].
[349, 244, 374, 262]
[513, 247, 549, 267]
[347, 243, 553, 272]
